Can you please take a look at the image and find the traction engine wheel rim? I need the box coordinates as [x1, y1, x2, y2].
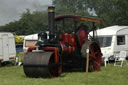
[89, 41, 102, 72]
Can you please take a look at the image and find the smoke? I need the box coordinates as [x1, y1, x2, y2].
[0, 0, 52, 26]
[88, 8, 97, 16]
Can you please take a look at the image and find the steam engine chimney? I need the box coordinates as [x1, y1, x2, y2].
[48, 6, 55, 41]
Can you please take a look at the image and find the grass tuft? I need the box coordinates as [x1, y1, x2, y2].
[0, 63, 128, 85]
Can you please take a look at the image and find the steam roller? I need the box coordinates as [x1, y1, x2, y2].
[23, 6, 102, 78]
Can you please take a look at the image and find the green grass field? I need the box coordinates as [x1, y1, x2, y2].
[0, 63, 128, 85]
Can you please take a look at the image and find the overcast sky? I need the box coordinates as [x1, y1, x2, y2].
[0, 0, 52, 26]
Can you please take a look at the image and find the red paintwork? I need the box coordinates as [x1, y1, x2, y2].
[41, 47, 58, 63]
[28, 47, 59, 64]
[59, 32, 77, 56]
[78, 28, 88, 47]
[89, 41, 102, 71]
[27, 47, 35, 52]
[58, 28, 88, 56]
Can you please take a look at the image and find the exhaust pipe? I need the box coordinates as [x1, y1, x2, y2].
[48, 6, 55, 41]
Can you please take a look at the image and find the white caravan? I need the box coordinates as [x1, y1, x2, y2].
[89, 25, 128, 60]
[0, 32, 16, 63]
[23, 34, 38, 52]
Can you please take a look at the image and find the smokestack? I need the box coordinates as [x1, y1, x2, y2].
[48, 6, 55, 40]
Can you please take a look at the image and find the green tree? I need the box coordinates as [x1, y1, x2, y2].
[88, 0, 128, 26]
[53, 0, 90, 16]
[0, 9, 48, 35]
[53, 0, 128, 27]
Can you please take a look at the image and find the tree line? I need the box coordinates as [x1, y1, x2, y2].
[0, 10, 48, 35]
[0, 0, 128, 35]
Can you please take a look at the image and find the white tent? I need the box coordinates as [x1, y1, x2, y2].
[23, 34, 38, 52]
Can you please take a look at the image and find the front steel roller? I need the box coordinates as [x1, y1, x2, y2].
[81, 41, 102, 72]
[23, 52, 61, 78]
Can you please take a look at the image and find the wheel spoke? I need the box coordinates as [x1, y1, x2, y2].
[88, 42, 102, 72]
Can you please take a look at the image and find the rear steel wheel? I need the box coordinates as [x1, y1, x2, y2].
[89, 41, 102, 72]
[81, 41, 102, 72]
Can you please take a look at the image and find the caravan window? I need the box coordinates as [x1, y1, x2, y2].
[25, 40, 37, 47]
[97, 36, 112, 47]
[117, 35, 125, 45]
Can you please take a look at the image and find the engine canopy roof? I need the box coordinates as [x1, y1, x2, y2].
[55, 15, 102, 24]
